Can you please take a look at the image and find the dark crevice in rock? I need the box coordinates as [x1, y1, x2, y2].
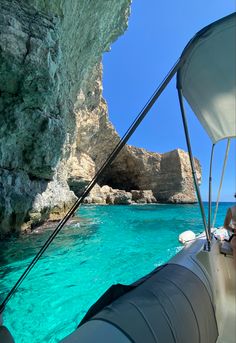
[28, 173, 44, 182]
[22, 29, 32, 64]
[99, 169, 140, 191]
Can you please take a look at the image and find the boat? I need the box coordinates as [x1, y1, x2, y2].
[1, 12, 236, 343]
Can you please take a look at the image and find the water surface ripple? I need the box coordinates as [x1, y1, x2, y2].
[0, 203, 231, 342]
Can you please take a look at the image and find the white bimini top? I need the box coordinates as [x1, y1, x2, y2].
[178, 13, 236, 144]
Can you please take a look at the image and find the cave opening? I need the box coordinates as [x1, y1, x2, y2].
[99, 168, 140, 191]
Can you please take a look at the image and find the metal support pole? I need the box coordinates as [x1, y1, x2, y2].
[0, 59, 183, 315]
[212, 138, 231, 228]
[177, 87, 210, 250]
[208, 144, 215, 239]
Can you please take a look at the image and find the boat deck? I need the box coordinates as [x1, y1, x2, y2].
[192, 239, 235, 343]
[171, 235, 236, 343]
[217, 289, 236, 343]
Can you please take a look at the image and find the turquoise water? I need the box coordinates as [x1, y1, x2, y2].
[0, 203, 232, 342]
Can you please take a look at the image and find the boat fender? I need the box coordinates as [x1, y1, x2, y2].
[179, 230, 196, 244]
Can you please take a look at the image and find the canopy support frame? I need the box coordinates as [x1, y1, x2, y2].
[212, 139, 231, 228]
[0, 59, 184, 316]
[208, 143, 215, 238]
[177, 87, 210, 250]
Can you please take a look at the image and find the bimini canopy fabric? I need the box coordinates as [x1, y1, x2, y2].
[177, 13, 236, 143]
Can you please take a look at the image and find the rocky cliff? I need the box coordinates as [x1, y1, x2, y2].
[0, 0, 201, 238]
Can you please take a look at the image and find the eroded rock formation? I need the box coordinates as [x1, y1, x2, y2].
[84, 186, 157, 205]
[0, 0, 131, 237]
[78, 143, 201, 205]
[0, 0, 201, 237]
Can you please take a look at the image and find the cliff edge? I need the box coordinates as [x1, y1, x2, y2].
[0, 0, 201, 237]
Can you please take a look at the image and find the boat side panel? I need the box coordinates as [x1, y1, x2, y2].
[196, 239, 236, 343]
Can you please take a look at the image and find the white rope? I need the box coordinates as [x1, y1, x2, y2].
[212, 139, 231, 228]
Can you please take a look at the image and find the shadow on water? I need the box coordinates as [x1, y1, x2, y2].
[0, 216, 100, 268]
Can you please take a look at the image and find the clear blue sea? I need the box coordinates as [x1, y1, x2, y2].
[0, 203, 233, 342]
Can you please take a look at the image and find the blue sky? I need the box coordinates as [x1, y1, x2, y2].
[102, 1, 236, 202]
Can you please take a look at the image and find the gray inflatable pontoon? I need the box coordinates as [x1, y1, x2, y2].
[60, 236, 235, 343]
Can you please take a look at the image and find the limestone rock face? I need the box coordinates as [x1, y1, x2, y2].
[0, 1, 64, 179]
[101, 146, 162, 191]
[66, 153, 96, 196]
[0, 169, 76, 238]
[84, 185, 156, 205]
[75, 63, 121, 172]
[155, 149, 201, 203]
[0, 0, 202, 238]
[0, 0, 131, 236]
[100, 147, 201, 204]
[131, 190, 157, 204]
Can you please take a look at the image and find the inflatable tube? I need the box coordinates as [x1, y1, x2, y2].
[73, 264, 218, 343]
